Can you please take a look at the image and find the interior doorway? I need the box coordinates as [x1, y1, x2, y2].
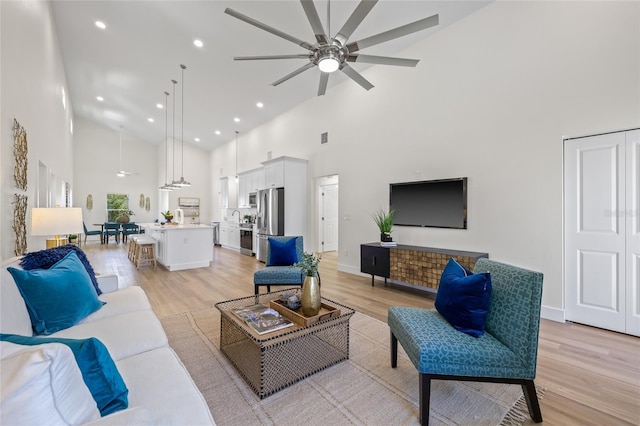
[316, 175, 339, 253]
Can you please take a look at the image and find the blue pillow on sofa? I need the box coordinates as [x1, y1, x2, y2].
[0, 333, 128, 416]
[8, 251, 105, 335]
[435, 258, 492, 337]
[267, 237, 299, 266]
[20, 245, 102, 295]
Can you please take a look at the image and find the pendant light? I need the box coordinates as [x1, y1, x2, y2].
[168, 79, 180, 190]
[173, 64, 191, 187]
[159, 90, 173, 191]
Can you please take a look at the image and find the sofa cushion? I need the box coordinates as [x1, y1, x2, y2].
[1, 334, 128, 416]
[51, 310, 168, 361]
[0, 258, 32, 336]
[84, 286, 151, 323]
[8, 251, 105, 335]
[20, 244, 102, 295]
[266, 237, 299, 266]
[116, 347, 215, 425]
[435, 258, 492, 337]
[0, 341, 101, 425]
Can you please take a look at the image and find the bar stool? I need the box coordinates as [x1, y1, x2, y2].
[128, 234, 145, 261]
[134, 237, 157, 269]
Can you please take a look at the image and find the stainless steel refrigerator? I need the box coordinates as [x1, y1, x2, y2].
[256, 187, 284, 262]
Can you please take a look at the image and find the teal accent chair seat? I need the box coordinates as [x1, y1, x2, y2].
[103, 222, 120, 244]
[121, 222, 140, 243]
[388, 258, 544, 425]
[254, 236, 307, 294]
[83, 222, 102, 244]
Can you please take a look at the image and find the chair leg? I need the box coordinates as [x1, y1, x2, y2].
[521, 380, 543, 423]
[390, 331, 398, 368]
[419, 373, 431, 426]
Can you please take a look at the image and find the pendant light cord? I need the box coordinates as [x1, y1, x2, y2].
[164, 91, 169, 185]
[180, 64, 186, 179]
[171, 79, 177, 183]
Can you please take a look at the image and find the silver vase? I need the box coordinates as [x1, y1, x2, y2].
[301, 275, 321, 316]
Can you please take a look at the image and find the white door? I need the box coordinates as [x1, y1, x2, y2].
[320, 184, 339, 252]
[625, 130, 640, 336]
[564, 130, 640, 336]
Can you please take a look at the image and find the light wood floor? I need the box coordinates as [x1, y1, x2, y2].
[83, 242, 640, 425]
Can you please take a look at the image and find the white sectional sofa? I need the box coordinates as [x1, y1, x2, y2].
[0, 255, 215, 425]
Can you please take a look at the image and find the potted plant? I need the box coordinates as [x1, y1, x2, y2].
[116, 209, 135, 223]
[293, 252, 322, 316]
[162, 210, 174, 223]
[68, 234, 78, 244]
[371, 208, 395, 242]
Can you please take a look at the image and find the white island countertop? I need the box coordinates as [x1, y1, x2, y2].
[138, 223, 214, 271]
[138, 223, 213, 230]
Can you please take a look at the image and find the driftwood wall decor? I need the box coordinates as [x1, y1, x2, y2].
[12, 194, 28, 256]
[86, 194, 93, 210]
[139, 193, 145, 208]
[12, 119, 28, 191]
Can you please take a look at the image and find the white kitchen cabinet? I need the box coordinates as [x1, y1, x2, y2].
[219, 176, 237, 209]
[263, 161, 284, 188]
[140, 223, 213, 271]
[219, 222, 240, 251]
[238, 168, 264, 207]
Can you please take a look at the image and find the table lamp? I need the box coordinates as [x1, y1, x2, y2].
[31, 207, 83, 248]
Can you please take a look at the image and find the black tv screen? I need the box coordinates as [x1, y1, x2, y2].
[389, 178, 467, 229]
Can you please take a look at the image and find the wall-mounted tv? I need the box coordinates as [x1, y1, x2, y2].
[389, 177, 467, 229]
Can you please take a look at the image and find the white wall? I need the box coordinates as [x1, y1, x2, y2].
[157, 134, 212, 223]
[208, 1, 640, 317]
[1, 0, 75, 258]
[73, 119, 158, 225]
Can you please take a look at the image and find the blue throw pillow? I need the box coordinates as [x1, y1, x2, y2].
[21, 245, 102, 295]
[435, 258, 492, 337]
[267, 237, 299, 266]
[0, 334, 128, 416]
[8, 251, 105, 335]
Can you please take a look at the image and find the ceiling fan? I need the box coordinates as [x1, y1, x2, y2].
[116, 128, 138, 177]
[225, 0, 439, 96]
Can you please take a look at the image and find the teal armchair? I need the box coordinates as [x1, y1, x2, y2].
[253, 236, 304, 295]
[388, 258, 544, 425]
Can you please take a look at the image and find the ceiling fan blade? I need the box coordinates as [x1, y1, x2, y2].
[271, 62, 316, 86]
[318, 72, 329, 96]
[334, 0, 378, 46]
[300, 0, 328, 44]
[346, 54, 419, 67]
[234, 54, 311, 61]
[225, 8, 314, 50]
[346, 13, 439, 53]
[340, 63, 374, 91]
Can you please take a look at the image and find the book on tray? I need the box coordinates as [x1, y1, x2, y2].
[231, 304, 294, 335]
[380, 241, 397, 247]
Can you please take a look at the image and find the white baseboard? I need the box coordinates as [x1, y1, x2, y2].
[540, 305, 565, 323]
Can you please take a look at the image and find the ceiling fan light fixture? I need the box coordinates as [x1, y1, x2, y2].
[318, 56, 340, 73]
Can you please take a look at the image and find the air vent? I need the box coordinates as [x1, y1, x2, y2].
[321, 132, 328, 144]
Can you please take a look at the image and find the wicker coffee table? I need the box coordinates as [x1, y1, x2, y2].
[215, 289, 355, 398]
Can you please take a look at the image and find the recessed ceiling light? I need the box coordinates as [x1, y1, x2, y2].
[95, 21, 106, 30]
[193, 39, 203, 48]
[215, 130, 221, 135]
[256, 102, 264, 108]
[148, 118, 154, 123]
[194, 137, 200, 142]
[156, 103, 163, 109]
[234, 117, 240, 123]
[96, 96, 104, 102]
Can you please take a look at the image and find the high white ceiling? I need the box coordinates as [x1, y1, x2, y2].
[51, 1, 490, 151]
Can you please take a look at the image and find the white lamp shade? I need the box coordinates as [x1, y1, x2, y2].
[31, 208, 84, 236]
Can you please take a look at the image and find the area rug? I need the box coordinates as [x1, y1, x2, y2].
[161, 307, 543, 425]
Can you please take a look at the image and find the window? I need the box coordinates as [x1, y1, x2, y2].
[106, 194, 130, 222]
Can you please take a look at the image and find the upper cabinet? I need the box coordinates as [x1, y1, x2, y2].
[238, 168, 264, 208]
[263, 161, 284, 189]
[219, 176, 237, 209]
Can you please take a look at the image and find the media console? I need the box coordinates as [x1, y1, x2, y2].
[360, 243, 488, 291]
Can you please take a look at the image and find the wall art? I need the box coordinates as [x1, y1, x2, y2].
[140, 193, 145, 208]
[12, 194, 28, 255]
[145, 197, 150, 211]
[86, 194, 93, 210]
[12, 118, 28, 191]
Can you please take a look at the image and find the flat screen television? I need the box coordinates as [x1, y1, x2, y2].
[389, 177, 467, 229]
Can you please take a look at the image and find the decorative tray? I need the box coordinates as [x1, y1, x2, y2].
[269, 300, 341, 327]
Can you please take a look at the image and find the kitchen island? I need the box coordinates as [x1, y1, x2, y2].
[139, 223, 214, 271]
